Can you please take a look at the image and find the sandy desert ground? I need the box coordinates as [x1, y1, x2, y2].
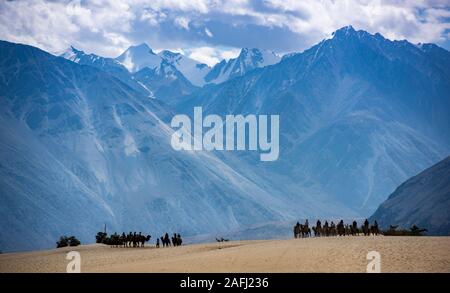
[1, 236, 449, 273]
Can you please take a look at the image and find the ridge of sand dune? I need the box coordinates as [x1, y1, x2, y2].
[1, 237, 449, 273]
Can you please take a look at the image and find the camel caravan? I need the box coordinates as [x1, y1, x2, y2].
[157, 233, 183, 248]
[293, 219, 380, 238]
[95, 231, 183, 248]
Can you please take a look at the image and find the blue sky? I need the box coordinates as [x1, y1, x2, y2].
[1, 0, 449, 66]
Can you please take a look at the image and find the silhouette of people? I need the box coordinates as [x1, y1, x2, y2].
[292, 218, 385, 239]
[372, 220, 379, 235]
[364, 219, 369, 236]
[172, 233, 177, 246]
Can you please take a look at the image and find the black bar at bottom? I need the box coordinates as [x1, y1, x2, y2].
[1, 273, 449, 291]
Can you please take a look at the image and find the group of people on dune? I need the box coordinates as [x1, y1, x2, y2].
[97, 231, 183, 248]
[294, 219, 379, 238]
[156, 233, 182, 248]
[100, 231, 151, 247]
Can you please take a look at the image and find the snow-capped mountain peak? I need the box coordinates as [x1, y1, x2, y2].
[60, 46, 102, 64]
[60, 46, 81, 61]
[158, 50, 210, 87]
[158, 50, 181, 62]
[63, 45, 280, 86]
[116, 43, 161, 73]
[238, 48, 280, 67]
[205, 47, 281, 84]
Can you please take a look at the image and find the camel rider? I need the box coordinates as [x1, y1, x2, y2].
[364, 219, 369, 228]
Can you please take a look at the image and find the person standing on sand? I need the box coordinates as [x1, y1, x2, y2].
[324, 221, 329, 236]
[172, 233, 177, 246]
[164, 233, 170, 247]
[373, 220, 379, 235]
[364, 219, 370, 236]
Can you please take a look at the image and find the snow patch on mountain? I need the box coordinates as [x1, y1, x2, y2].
[158, 50, 210, 86]
[205, 48, 281, 84]
[116, 43, 161, 73]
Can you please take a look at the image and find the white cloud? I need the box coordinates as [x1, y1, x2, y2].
[0, 0, 134, 57]
[174, 17, 190, 30]
[219, 48, 240, 60]
[154, 47, 186, 55]
[263, 0, 450, 45]
[187, 46, 240, 66]
[204, 27, 213, 37]
[135, 0, 210, 14]
[0, 0, 448, 60]
[188, 47, 220, 65]
[140, 9, 167, 26]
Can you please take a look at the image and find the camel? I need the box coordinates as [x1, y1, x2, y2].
[351, 221, 359, 236]
[293, 222, 311, 238]
[362, 219, 370, 236]
[293, 222, 301, 238]
[139, 234, 151, 247]
[337, 220, 345, 236]
[216, 237, 229, 242]
[410, 225, 427, 236]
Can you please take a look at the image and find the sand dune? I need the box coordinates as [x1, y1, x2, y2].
[1, 236, 449, 273]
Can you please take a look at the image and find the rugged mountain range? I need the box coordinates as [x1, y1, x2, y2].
[1, 25, 449, 251]
[204, 48, 280, 84]
[61, 44, 281, 92]
[370, 156, 450, 235]
[176, 26, 450, 215]
[61, 44, 197, 99]
[0, 40, 348, 252]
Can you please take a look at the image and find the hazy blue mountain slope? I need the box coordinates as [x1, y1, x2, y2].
[369, 156, 450, 235]
[0, 40, 355, 252]
[0, 113, 116, 252]
[133, 60, 197, 102]
[62, 46, 131, 81]
[178, 26, 450, 215]
[2, 25, 450, 251]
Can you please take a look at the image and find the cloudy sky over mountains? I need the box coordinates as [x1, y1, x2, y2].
[1, 0, 449, 65]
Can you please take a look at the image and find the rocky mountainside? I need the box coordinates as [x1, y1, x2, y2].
[370, 156, 450, 235]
